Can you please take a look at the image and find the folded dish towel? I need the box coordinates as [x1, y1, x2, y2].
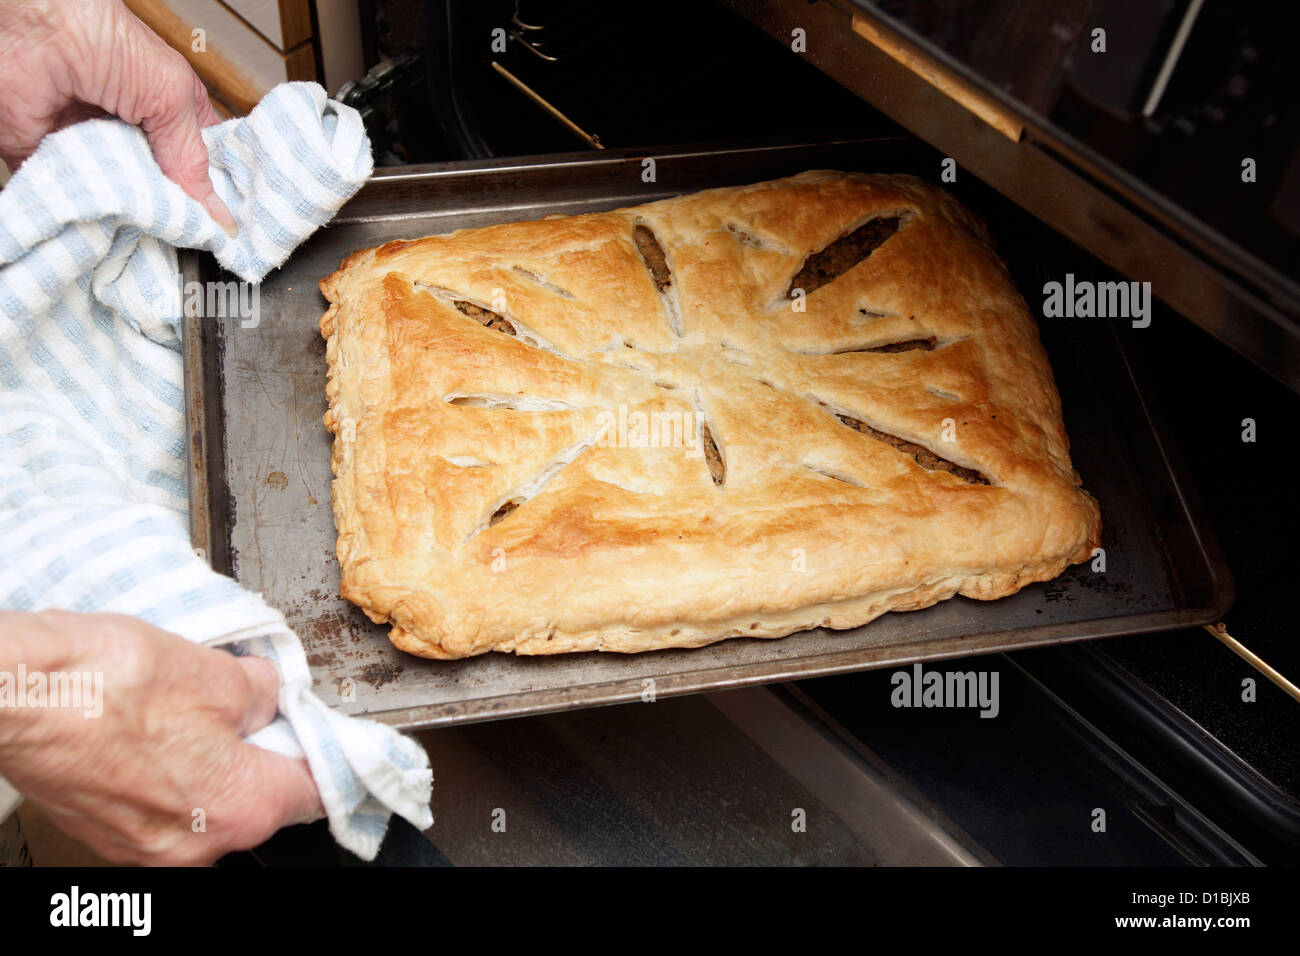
[0, 82, 432, 860]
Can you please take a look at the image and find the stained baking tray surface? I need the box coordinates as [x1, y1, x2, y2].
[183, 139, 1232, 729]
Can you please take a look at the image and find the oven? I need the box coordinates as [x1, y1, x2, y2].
[221, 0, 1298, 867]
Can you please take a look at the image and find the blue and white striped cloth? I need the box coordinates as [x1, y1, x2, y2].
[0, 83, 432, 860]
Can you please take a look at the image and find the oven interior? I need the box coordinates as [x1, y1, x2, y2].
[231, 0, 1300, 866]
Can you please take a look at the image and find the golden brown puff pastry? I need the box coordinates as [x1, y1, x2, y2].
[319, 171, 1101, 659]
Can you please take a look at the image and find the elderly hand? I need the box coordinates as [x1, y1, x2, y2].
[0, 611, 323, 865]
[0, 0, 237, 234]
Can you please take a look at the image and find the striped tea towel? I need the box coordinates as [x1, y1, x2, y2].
[0, 82, 432, 860]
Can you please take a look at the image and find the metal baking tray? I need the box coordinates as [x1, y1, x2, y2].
[182, 138, 1233, 730]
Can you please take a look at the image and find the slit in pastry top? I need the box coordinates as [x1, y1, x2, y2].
[787, 215, 905, 298]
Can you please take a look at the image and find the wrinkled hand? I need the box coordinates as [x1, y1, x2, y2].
[0, 0, 237, 234]
[0, 610, 323, 865]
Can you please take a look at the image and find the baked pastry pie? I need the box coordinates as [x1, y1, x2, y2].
[319, 171, 1100, 659]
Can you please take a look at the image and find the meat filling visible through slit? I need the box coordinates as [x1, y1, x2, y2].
[838, 414, 989, 485]
[821, 337, 937, 355]
[866, 337, 935, 353]
[790, 217, 901, 296]
[455, 300, 515, 335]
[700, 423, 725, 486]
[489, 499, 521, 526]
[633, 225, 672, 292]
